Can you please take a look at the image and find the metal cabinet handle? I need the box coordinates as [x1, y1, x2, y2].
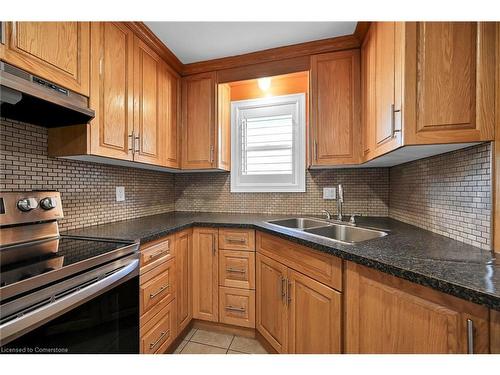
[149, 284, 169, 299]
[128, 132, 134, 155]
[226, 268, 246, 274]
[212, 235, 216, 256]
[0, 22, 5, 45]
[134, 134, 140, 153]
[391, 104, 401, 138]
[226, 238, 246, 244]
[287, 280, 292, 305]
[280, 276, 286, 304]
[467, 319, 474, 354]
[210, 145, 214, 163]
[149, 330, 169, 350]
[148, 248, 169, 260]
[225, 306, 246, 313]
[314, 141, 318, 161]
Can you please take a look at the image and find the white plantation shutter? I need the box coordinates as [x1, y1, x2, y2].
[231, 94, 306, 192]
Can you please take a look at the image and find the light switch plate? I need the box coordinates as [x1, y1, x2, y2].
[323, 187, 336, 200]
[116, 186, 125, 202]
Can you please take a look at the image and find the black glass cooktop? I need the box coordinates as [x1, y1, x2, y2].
[0, 236, 136, 289]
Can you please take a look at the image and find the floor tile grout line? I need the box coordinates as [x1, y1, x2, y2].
[184, 341, 234, 352]
[226, 335, 236, 354]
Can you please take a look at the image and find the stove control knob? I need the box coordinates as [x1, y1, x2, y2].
[40, 197, 57, 210]
[17, 198, 38, 212]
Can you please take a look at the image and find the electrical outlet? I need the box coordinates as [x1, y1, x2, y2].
[116, 186, 125, 202]
[323, 187, 336, 200]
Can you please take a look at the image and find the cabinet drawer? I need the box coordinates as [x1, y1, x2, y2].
[140, 235, 174, 272]
[219, 287, 255, 328]
[140, 258, 175, 315]
[218, 228, 255, 251]
[219, 250, 255, 290]
[141, 299, 176, 354]
[256, 231, 342, 291]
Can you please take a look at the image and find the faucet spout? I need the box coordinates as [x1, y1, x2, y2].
[337, 184, 344, 221]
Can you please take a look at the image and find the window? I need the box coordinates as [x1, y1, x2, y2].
[231, 93, 306, 192]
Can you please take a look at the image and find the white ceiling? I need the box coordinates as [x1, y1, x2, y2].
[145, 22, 357, 64]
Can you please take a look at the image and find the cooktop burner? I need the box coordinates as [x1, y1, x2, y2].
[0, 235, 138, 298]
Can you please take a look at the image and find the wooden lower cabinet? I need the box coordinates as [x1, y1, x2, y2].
[345, 262, 490, 353]
[219, 287, 256, 328]
[287, 269, 341, 354]
[192, 227, 219, 321]
[141, 299, 176, 354]
[256, 253, 288, 353]
[219, 250, 255, 290]
[256, 252, 341, 354]
[176, 229, 193, 333]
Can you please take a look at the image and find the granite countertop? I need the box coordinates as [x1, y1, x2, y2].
[63, 211, 500, 311]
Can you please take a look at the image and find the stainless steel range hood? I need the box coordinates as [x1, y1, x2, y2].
[0, 62, 94, 127]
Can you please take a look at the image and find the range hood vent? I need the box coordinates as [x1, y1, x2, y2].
[0, 62, 94, 127]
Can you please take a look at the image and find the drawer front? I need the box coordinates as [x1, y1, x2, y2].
[141, 299, 175, 354]
[140, 235, 174, 271]
[256, 231, 342, 291]
[219, 228, 255, 251]
[219, 287, 255, 328]
[219, 250, 255, 290]
[140, 258, 175, 314]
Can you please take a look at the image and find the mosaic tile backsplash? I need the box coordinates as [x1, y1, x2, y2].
[0, 118, 492, 249]
[389, 143, 491, 249]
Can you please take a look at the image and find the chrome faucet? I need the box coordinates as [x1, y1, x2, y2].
[321, 209, 332, 220]
[337, 184, 344, 221]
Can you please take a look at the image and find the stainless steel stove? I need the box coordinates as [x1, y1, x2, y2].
[0, 192, 140, 353]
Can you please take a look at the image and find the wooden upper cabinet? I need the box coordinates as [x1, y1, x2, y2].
[345, 262, 490, 354]
[160, 65, 181, 169]
[192, 228, 219, 322]
[310, 50, 361, 166]
[0, 22, 90, 95]
[181, 72, 231, 170]
[404, 22, 496, 144]
[133, 37, 163, 165]
[181, 72, 217, 169]
[89, 22, 134, 160]
[361, 24, 376, 158]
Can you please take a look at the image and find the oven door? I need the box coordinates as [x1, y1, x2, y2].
[0, 256, 139, 354]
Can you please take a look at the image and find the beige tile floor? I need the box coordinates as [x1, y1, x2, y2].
[173, 327, 268, 354]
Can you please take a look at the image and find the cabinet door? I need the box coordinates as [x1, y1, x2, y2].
[160, 65, 181, 168]
[176, 229, 192, 333]
[181, 72, 217, 169]
[217, 83, 231, 170]
[89, 22, 134, 160]
[192, 228, 219, 321]
[373, 22, 403, 156]
[361, 23, 376, 159]
[133, 37, 163, 165]
[345, 262, 490, 353]
[287, 269, 341, 354]
[310, 50, 361, 165]
[0, 22, 90, 95]
[405, 22, 495, 144]
[256, 253, 288, 353]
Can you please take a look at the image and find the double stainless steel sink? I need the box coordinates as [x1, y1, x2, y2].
[266, 217, 387, 245]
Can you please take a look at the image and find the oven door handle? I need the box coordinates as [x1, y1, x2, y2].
[0, 258, 139, 347]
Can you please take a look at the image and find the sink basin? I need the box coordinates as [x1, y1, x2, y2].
[267, 218, 331, 230]
[304, 224, 387, 244]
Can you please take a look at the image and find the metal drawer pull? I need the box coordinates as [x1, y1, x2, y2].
[148, 248, 169, 260]
[467, 319, 474, 354]
[149, 284, 170, 299]
[149, 329, 170, 350]
[128, 132, 134, 154]
[226, 237, 246, 244]
[225, 306, 246, 313]
[226, 268, 246, 274]
[391, 104, 401, 138]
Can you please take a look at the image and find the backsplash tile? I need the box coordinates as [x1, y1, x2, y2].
[174, 169, 390, 216]
[1, 118, 492, 250]
[0, 118, 175, 230]
[389, 143, 491, 250]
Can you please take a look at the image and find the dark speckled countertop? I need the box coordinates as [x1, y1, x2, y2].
[63, 211, 500, 311]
